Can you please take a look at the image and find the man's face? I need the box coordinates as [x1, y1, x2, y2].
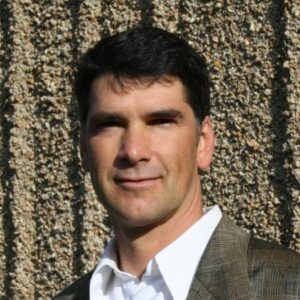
[81, 75, 214, 229]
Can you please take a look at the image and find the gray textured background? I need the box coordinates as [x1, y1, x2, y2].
[0, 0, 299, 299]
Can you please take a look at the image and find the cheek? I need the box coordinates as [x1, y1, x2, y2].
[90, 134, 118, 155]
[88, 139, 113, 172]
[155, 132, 198, 165]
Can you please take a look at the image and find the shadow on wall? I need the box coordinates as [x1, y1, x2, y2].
[66, 0, 86, 279]
[0, 1, 16, 298]
[268, 0, 299, 247]
[138, 0, 154, 27]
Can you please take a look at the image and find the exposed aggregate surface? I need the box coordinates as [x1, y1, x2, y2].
[0, 0, 299, 299]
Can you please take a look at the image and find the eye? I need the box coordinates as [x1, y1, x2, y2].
[89, 119, 124, 133]
[148, 117, 176, 126]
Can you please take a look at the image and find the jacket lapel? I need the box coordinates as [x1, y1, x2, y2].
[187, 214, 252, 300]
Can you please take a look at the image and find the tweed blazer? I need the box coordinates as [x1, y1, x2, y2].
[54, 215, 300, 300]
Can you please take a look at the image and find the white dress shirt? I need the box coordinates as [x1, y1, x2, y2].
[90, 205, 222, 300]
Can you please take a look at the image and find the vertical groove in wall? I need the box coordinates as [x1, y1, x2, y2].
[284, 0, 300, 251]
[4, 1, 37, 298]
[177, 0, 186, 34]
[66, 0, 85, 279]
[138, 0, 154, 27]
[0, 2, 15, 298]
[268, 0, 294, 247]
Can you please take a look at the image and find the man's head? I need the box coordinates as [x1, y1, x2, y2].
[75, 26, 210, 126]
[77, 27, 214, 230]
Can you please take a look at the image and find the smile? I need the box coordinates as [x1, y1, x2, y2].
[114, 177, 161, 189]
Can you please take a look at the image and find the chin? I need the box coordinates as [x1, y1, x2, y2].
[112, 208, 175, 231]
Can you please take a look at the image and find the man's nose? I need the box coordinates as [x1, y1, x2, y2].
[118, 125, 152, 165]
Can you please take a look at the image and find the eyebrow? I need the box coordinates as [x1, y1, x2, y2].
[88, 108, 184, 127]
[89, 112, 124, 123]
[90, 109, 183, 123]
[146, 109, 184, 120]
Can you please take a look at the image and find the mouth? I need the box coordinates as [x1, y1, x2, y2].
[114, 176, 161, 189]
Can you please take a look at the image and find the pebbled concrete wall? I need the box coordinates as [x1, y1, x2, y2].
[0, 1, 299, 299]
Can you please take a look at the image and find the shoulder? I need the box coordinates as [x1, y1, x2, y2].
[53, 271, 93, 300]
[247, 236, 300, 268]
[248, 236, 300, 263]
[247, 236, 300, 298]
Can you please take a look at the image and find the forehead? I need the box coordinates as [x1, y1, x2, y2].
[92, 74, 185, 93]
[88, 74, 189, 111]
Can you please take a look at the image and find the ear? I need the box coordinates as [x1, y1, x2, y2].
[80, 129, 90, 172]
[196, 116, 215, 170]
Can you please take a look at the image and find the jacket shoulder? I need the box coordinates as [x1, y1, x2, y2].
[248, 236, 300, 266]
[53, 271, 93, 300]
[247, 237, 300, 299]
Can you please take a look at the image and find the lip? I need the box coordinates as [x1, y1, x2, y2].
[114, 177, 161, 189]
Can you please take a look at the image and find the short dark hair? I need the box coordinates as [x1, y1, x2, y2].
[75, 26, 210, 125]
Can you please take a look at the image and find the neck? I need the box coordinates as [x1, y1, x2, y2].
[112, 193, 203, 278]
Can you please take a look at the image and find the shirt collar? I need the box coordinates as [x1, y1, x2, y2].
[90, 237, 117, 296]
[90, 205, 222, 299]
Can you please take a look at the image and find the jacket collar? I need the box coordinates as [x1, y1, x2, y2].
[187, 214, 252, 300]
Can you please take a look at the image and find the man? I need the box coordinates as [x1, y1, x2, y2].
[55, 27, 300, 299]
